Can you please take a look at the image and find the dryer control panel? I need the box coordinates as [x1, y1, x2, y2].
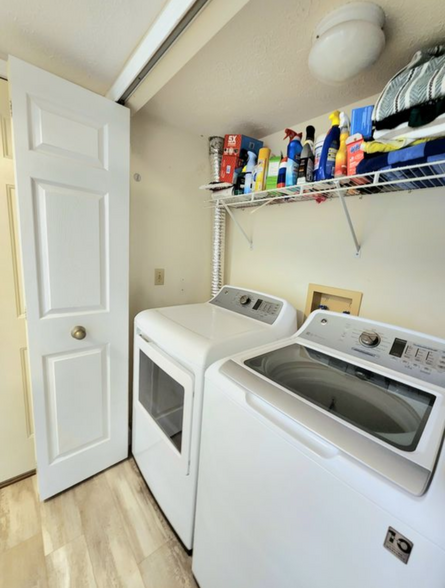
[299, 311, 445, 387]
[210, 287, 283, 325]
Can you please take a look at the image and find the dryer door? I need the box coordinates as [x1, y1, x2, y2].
[134, 333, 194, 474]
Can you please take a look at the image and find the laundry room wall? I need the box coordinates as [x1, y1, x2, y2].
[225, 95, 445, 338]
[129, 112, 212, 321]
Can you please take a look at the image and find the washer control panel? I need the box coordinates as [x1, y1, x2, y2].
[300, 311, 445, 387]
[210, 287, 283, 324]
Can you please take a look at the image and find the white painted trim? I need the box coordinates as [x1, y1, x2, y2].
[127, 0, 250, 114]
[0, 58, 8, 79]
[106, 0, 197, 102]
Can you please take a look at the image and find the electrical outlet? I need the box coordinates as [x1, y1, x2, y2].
[154, 268, 165, 286]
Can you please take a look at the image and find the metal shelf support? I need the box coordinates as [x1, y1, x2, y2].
[336, 185, 361, 257]
[222, 201, 253, 249]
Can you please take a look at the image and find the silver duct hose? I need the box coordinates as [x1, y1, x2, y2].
[209, 136, 225, 296]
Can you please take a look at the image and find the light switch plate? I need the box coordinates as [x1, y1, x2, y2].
[154, 268, 164, 286]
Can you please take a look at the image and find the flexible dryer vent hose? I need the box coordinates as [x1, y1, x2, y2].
[208, 136, 225, 296]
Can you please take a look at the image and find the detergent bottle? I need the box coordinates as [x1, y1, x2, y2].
[316, 110, 340, 181]
[297, 125, 315, 184]
[277, 156, 287, 188]
[334, 112, 350, 178]
[244, 151, 257, 194]
[284, 129, 303, 187]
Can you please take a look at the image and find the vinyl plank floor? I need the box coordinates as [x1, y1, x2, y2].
[74, 473, 146, 588]
[105, 461, 169, 563]
[40, 486, 83, 555]
[139, 540, 197, 588]
[0, 459, 194, 588]
[0, 476, 40, 553]
[0, 532, 48, 588]
[46, 535, 97, 588]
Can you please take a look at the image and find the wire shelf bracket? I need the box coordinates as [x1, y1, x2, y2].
[221, 201, 253, 249]
[335, 182, 361, 257]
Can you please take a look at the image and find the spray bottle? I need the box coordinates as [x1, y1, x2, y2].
[334, 112, 350, 178]
[284, 129, 303, 187]
[297, 125, 315, 184]
[316, 110, 341, 181]
[244, 151, 257, 194]
[277, 156, 287, 188]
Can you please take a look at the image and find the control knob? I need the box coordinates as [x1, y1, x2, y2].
[239, 295, 251, 306]
[359, 331, 381, 348]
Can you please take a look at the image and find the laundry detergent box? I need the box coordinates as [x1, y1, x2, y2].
[351, 105, 374, 140]
[220, 155, 245, 183]
[220, 134, 263, 183]
[223, 134, 263, 157]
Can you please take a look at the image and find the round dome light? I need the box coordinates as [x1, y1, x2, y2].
[309, 2, 386, 85]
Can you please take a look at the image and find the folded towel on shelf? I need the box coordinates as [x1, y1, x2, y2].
[375, 96, 445, 131]
[356, 137, 445, 176]
[373, 45, 445, 124]
[373, 113, 445, 142]
[361, 136, 440, 154]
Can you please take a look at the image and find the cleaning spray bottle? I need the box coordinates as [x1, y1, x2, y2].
[284, 129, 303, 187]
[297, 125, 315, 184]
[277, 156, 287, 188]
[316, 110, 341, 181]
[334, 112, 350, 178]
[244, 151, 257, 194]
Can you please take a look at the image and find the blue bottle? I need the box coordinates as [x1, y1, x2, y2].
[283, 129, 303, 187]
[316, 110, 340, 181]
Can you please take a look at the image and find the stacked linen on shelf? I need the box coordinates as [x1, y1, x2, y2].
[356, 45, 445, 188]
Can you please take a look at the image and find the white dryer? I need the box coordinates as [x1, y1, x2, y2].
[132, 286, 296, 549]
[193, 310, 445, 588]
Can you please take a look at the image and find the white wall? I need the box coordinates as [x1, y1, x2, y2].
[226, 96, 445, 337]
[130, 112, 211, 321]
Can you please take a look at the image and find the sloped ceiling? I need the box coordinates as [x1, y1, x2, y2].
[0, 0, 169, 94]
[140, 0, 445, 137]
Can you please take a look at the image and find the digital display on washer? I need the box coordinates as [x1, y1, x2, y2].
[245, 344, 435, 452]
[389, 338, 408, 358]
[253, 299, 263, 310]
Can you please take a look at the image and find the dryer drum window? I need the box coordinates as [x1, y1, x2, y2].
[139, 350, 184, 453]
[245, 344, 435, 452]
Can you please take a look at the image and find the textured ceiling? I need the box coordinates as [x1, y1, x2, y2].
[0, 0, 169, 94]
[140, 0, 445, 137]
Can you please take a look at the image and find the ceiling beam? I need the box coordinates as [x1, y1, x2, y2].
[108, 0, 249, 114]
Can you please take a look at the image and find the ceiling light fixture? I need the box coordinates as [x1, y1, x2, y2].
[309, 2, 386, 85]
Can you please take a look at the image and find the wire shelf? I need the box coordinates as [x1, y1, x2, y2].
[207, 159, 445, 209]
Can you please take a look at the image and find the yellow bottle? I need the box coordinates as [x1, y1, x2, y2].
[253, 147, 271, 191]
[335, 112, 350, 178]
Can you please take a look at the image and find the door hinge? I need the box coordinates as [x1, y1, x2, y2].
[9, 100, 12, 118]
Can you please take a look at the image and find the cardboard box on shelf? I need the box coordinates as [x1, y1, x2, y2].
[220, 134, 264, 183]
[223, 134, 263, 157]
[220, 154, 244, 183]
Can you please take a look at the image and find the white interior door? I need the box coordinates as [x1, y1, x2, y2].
[8, 57, 130, 500]
[0, 78, 35, 485]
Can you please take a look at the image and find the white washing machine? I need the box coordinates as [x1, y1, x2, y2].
[193, 310, 445, 588]
[132, 285, 296, 549]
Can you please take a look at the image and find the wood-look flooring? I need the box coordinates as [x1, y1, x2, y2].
[0, 458, 198, 588]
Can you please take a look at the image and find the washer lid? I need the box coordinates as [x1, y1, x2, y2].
[219, 338, 445, 496]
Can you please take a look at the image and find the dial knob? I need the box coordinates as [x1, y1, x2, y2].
[239, 295, 251, 306]
[359, 331, 380, 347]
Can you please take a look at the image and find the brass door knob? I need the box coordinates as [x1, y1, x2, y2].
[71, 326, 87, 340]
